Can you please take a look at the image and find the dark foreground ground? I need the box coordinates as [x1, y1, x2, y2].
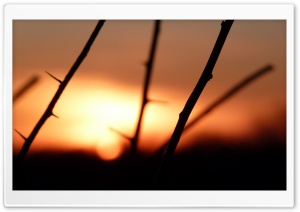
[13, 138, 286, 190]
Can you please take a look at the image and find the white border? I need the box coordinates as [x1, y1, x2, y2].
[3, 4, 294, 207]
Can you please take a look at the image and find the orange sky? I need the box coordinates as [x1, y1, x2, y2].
[13, 20, 286, 160]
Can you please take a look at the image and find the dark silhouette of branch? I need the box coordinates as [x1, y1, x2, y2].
[13, 75, 40, 102]
[108, 126, 132, 141]
[14, 129, 27, 141]
[153, 64, 273, 158]
[130, 20, 161, 157]
[155, 20, 234, 187]
[108, 20, 161, 158]
[45, 71, 62, 83]
[16, 20, 106, 166]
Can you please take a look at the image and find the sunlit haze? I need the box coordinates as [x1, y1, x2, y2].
[13, 20, 286, 160]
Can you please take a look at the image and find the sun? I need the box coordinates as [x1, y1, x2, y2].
[50, 88, 134, 159]
[96, 133, 123, 161]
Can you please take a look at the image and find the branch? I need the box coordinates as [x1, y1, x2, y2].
[16, 20, 106, 165]
[130, 20, 161, 157]
[13, 75, 39, 102]
[155, 20, 234, 187]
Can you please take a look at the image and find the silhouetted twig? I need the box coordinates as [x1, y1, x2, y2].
[154, 64, 273, 158]
[155, 20, 234, 187]
[109, 20, 161, 157]
[131, 20, 161, 157]
[13, 75, 40, 102]
[15, 20, 106, 166]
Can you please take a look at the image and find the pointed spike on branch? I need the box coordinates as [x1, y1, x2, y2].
[45, 71, 62, 83]
[14, 129, 27, 141]
[144, 97, 149, 104]
[108, 126, 132, 141]
[265, 64, 273, 70]
[142, 61, 149, 67]
[51, 112, 59, 118]
[148, 99, 168, 105]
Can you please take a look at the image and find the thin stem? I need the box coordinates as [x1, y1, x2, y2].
[131, 20, 161, 157]
[155, 20, 234, 187]
[13, 75, 39, 102]
[16, 20, 106, 165]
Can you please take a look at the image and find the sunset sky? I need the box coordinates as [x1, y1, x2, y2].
[12, 20, 286, 160]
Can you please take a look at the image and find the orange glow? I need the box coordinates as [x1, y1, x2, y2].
[13, 20, 286, 159]
[12, 76, 285, 156]
[95, 132, 123, 161]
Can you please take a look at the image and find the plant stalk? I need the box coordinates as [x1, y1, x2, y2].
[131, 20, 161, 157]
[13, 75, 40, 102]
[155, 20, 234, 187]
[16, 20, 106, 165]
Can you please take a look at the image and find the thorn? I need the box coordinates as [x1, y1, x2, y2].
[144, 97, 149, 104]
[51, 113, 59, 118]
[148, 99, 168, 105]
[108, 126, 132, 141]
[45, 71, 62, 83]
[14, 129, 27, 141]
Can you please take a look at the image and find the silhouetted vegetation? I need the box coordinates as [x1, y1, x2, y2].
[155, 20, 234, 187]
[15, 20, 106, 166]
[109, 20, 161, 158]
[13, 134, 286, 190]
[13, 75, 39, 102]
